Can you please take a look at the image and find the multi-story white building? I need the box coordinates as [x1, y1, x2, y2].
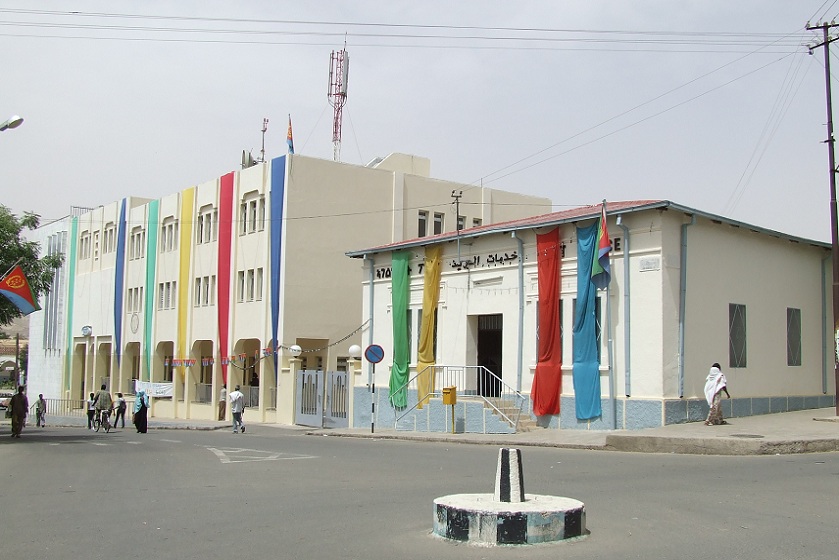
[26, 153, 551, 424]
[347, 200, 836, 431]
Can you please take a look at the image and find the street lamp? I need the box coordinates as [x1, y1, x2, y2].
[288, 344, 302, 358]
[0, 115, 23, 132]
[348, 344, 361, 359]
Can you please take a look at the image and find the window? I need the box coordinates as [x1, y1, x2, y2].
[246, 269, 255, 301]
[256, 268, 263, 301]
[160, 217, 177, 253]
[433, 213, 444, 235]
[92, 231, 100, 261]
[787, 307, 802, 367]
[473, 218, 482, 228]
[457, 215, 465, 231]
[196, 205, 216, 244]
[240, 201, 248, 235]
[127, 286, 144, 313]
[258, 197, 266, 231]
[103, 223, 116, 253]
[79, 231, 91, 260]
[129, 227, 146, 260]
[237, 271, 245, 302]
[249, 200, 258, 233]
[729, 303, 747, 368]
[157, 281, 176, 310]
[418, 211, 428, 237]
[194, 276, 216, 307]
[194, 278, 202, 307]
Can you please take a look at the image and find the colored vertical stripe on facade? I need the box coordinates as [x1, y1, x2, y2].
[416, 245, 442, 409]
[143, 200, 159, 382]
[217, 173, 235, 384]
[177, 187, 195, 375]
[64, 217, 78, 392]
[572, 222, 602, 420]
[389, 251, 410, 409]
[532, 227, 563, 416]
[113, 199, 127, 366]
[270, 156, 286, 381]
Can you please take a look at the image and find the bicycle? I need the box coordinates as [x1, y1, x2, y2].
[93, 409, 112, 433]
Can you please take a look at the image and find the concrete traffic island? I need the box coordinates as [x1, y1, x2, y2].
[433, 448, 586, 545]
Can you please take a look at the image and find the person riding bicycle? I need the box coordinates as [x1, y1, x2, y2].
[92, 384, 114, 426]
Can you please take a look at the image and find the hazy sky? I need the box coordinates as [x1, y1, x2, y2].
[2, 1, 838, 241]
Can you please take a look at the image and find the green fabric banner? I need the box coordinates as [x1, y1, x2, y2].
[390, 251, 410, 408]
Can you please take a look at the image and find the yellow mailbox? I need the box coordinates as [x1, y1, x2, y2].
[442, 386, 457, 405]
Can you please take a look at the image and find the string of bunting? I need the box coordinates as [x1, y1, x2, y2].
[160, 320, 371, 370]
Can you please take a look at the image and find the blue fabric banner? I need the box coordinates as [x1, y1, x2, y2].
[270, 156, 287, 382]
[573, 222, 602, 420]
[113, 199, 126, 365]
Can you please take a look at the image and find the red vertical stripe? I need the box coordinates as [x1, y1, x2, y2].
[217, 172, 235, 384]
[531, 227, 562, 416]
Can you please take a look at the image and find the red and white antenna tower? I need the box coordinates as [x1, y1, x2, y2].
[327, 44, 349, 162]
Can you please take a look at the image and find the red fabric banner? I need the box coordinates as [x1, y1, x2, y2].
[531, 228, 562, 416]
[217, 172, 235, 384]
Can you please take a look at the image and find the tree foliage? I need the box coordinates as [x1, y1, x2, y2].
[0, 205, 64, 327]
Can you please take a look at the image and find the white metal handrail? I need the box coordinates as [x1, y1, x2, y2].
[393, 364, 525, 430]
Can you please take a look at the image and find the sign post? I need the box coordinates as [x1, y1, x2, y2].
[364, 344, 384, 433]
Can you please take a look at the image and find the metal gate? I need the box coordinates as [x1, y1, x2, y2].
[295, 369, 349, 429]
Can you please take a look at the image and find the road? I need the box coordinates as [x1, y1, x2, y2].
[1, 424, 836, 560]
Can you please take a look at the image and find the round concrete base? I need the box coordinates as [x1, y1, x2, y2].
[433, 493, 586, 545]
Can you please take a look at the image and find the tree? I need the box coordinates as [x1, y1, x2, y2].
[0, 205, 64, 327]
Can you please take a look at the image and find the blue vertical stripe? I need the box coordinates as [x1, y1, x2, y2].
[113, 199, 127, 365]
[270, 156, 286, 381]
[572, 222, 602, 420]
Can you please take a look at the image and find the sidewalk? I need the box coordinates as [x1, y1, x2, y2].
[7, 407, 839, 455]
[308, 407, 839, 455]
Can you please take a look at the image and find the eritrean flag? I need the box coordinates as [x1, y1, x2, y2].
[591, 202, 611, 290]
[287, 115, 294, 155]
[0, 265, 41, 315]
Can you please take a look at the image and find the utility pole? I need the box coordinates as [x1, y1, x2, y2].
[807, 21, 839, 416]
[452, 190, 463, 263]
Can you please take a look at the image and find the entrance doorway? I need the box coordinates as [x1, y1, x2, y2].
[477, 314, 502, 397]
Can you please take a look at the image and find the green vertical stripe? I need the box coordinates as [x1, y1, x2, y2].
[389, 251, 410, 408]
[64, 217, 78, 392]
[143, 201, 159, 381]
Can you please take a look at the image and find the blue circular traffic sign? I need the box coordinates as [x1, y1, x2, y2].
[364, 344, 385, 364]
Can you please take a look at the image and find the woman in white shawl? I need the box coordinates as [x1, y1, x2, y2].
[704, 362, 731, 425]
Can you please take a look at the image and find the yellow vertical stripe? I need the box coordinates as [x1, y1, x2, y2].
[416, 245, 442, 408]
[177, 187, 195, 373]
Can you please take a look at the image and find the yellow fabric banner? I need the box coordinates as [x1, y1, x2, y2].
[416, 245, 442, 408]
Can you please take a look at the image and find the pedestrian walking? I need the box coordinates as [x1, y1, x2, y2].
[218, 384, 227, 421]
[114, 392, 127, 428]
[229, 385, 245, 433]
[704, 362, 731, 426]
[9, 386, 28, 438]
[87, 392, 96, 429]
[35, 394, 47, 427]
[133, 390, 149, 433]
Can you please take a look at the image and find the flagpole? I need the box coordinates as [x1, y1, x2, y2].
[602, 199, 616, 430]
[0, 257, 24, 281]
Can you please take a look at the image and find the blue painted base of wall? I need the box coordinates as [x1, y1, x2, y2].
[353, 387, 836, 432]
[535, 394, 836, 431]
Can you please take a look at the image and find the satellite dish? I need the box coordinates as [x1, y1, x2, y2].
[241, 150, 256, 169]
[81, 325, 92, 337]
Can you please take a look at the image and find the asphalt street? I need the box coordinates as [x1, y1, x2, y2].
[1, 424, 837, 560]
